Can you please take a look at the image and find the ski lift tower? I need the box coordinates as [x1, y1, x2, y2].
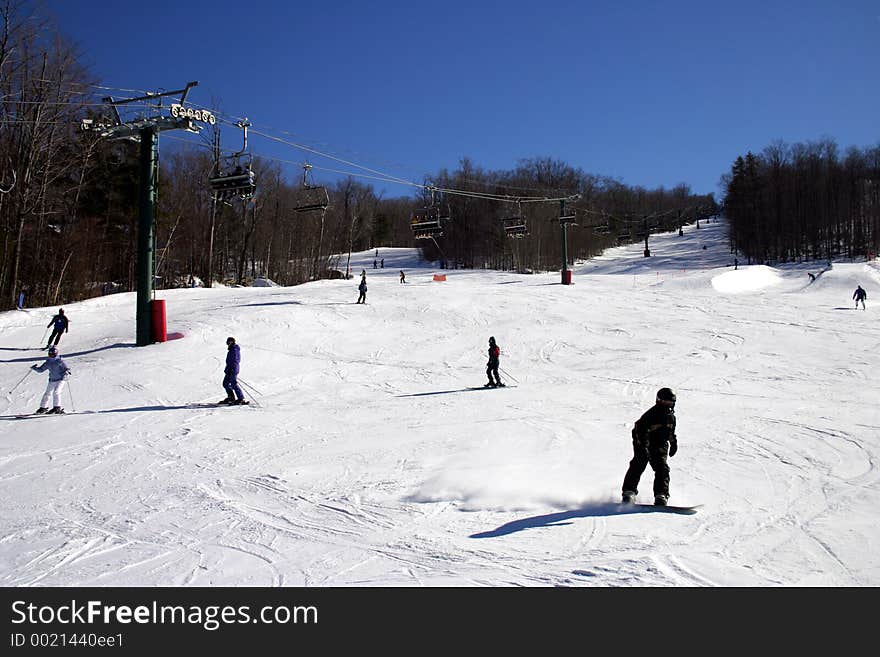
[559, 195, 580, 284]
[82, 81, 212, 346]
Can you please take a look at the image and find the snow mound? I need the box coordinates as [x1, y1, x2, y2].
[711, 265, 782, 293]
[252, 278, 279, 287]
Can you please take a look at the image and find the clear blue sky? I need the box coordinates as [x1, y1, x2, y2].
[42, 0, 880, 199]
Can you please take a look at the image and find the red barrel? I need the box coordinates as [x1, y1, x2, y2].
[561, 270, 572, 285]
[151, 299, 167, 343]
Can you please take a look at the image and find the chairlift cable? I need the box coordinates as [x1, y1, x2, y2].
[206, 115, 579, 203]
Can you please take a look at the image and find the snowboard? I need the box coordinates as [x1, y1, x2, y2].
[622, 503, 701, 515]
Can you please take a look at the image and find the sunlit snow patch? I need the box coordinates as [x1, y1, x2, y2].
[711, 265, 782, 294]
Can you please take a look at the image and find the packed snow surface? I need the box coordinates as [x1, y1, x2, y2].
[2, 218, 878, 586]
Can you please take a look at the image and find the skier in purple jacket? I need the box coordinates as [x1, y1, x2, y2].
[45, 308, 68, 349]
[220, 337, 246, 404]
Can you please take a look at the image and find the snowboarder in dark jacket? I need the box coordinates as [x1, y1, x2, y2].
[46, 308, 68, 349]
[622, 387, 678, 506]
[31, 345, 71, 414]
[853, 285, 867, 310]
[357, 276, 367, 304]
[484, 336, 503, 388]
[220, 336, 246, 404]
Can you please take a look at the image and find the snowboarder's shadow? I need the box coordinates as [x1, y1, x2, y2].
[469, 503, 665, 538]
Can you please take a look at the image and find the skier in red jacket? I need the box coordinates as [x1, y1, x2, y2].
[484, 336, 504, 388]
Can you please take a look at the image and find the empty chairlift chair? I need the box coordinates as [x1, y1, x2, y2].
[503, 203, 528, 238]
[293, 185, 330, 212]
[294, 164, 330, 213]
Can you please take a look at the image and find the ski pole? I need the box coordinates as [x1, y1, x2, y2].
[8, 369, 32, 394]
[237, 378, 262, 405]
[237, 380, 261, 408]
[67, 380, 76, 412]
[499, 366, 519, 384]
[39, 326, 50, 347]
[241, 386, 260, 408]
[238, 378, 263, 397]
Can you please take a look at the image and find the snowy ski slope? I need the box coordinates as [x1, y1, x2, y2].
[1, 218, 878, 586]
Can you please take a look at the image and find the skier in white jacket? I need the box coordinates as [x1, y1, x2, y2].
[30, 346, 71, 414]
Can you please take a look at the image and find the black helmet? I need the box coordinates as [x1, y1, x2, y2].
[48, 346, 58, 356]
[489, 336, 496, 344]
[226, 336, 235, 345]
[656, 387, 676, 404]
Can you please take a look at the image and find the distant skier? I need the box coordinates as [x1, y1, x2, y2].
[45, 308, 68, 349]
[357, 275, 367, 304]
[30, 346, 71, 414]
[399, 270, 406, 284]
[853, 285, 867, 310]
[622, 387, 678, 506]
[220, 336, 246, 405]
[484, 336, 503, 388]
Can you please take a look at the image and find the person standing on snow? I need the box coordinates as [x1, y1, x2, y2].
[622, 387, 678, 506]
[484, 336, 504, 388]
[31, 346, 71, 414]
[45, 308, 69, 349]
[220, 336, 246, 405]
[853, 285, 867, 310]
[399, 270, 406, 284]
[357, 274, 367, 304]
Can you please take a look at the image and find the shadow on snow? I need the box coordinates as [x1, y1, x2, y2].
[469, 503, 687, 538]
[0, 342, 136, 364]
[0, 402, 243, 420]
[397, 387, 501, 397]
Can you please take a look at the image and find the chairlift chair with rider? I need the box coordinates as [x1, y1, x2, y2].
[411, 207, 444, 239]
[209, 119, 256, 201]
[410, 187, 449, 239]
[209, 153, 256, 201]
